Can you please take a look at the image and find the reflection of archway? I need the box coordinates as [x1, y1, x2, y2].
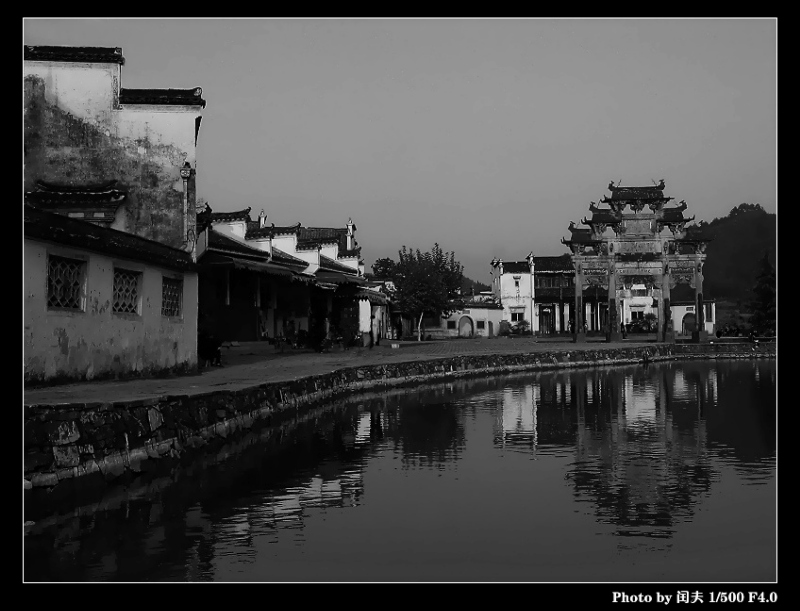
[458, 316, 474, 337]
[682, 313, 696, 335]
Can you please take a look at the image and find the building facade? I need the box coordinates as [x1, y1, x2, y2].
[24, 206, 198, 384]
[24, 45, 206, 383]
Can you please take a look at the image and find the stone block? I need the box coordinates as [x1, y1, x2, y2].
[46, 420, 80, 446]
[52, 445, 80, 467]
[56, 467, 77, 480]
[31, 472, 58, 487]
[148, 407, 163, 432]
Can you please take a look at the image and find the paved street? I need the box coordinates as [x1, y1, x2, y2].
[24, 335, 655, 406]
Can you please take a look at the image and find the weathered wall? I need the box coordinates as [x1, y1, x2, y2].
[24, 342, 775, 517]
[23, 64, 201, 251]
[24, 238, 198, 385]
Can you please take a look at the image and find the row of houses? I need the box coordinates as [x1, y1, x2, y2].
[23, 45, 389, 386]
[416, 253, 714, 340]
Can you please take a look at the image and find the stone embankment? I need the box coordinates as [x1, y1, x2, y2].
[24, 341, 774, 515]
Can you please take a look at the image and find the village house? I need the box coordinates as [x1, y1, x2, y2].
[423, 300, 505, 339]
[24, 45, 206, 383]
[490, 254, 605, 335]
[201, 208, 389, 346]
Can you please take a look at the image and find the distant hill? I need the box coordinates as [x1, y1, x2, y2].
[686, 204, 775, 302]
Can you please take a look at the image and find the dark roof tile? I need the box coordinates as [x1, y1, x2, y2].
[119, 88, 206, 108]
[207, 229, 268, 260]
[209, 208, 252, 223]
[25, 180, 127, 209]
[24, 205, 195, 272]
[319, 254, 358, 274]
[270, 247, 308, 268]
[25, 45, 125, 65]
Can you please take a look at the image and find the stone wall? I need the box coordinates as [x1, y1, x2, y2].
[24, 342, 774, 517]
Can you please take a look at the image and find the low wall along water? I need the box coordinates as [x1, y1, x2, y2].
[24, 342, 775, 517]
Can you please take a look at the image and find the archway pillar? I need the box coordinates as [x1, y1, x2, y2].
[606, 264, 621, 342]
[660, 269, 675, 343]
[692, 259, 708, 343]
[573, 266, 586, 343]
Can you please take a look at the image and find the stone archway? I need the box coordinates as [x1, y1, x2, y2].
[682, 312, 697, 335]
[458, 316, 474, 338]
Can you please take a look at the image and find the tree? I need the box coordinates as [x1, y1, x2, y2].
[371, 257, 397, 279]
[747, 251, 776, 335]
[391, 244, 464, 341]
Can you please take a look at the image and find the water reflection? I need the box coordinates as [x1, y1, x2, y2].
[24, 360, 776, 582]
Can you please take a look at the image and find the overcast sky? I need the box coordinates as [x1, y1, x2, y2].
[23, 18, 776, 282]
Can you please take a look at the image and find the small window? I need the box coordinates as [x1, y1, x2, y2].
[514, 279, 520, 289]
[476, 320, 485, 329]
[447, 320, 456, 329]
[113, 268, 142, 314]
[162, 276, 183, 317]
[47, 255, 86, 311]
[511, 312, 523, 322]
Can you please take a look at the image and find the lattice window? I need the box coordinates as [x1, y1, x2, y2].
[113, 269, 142, 314]
[161, 276, 183, 317]
[47, 255, 86, 310]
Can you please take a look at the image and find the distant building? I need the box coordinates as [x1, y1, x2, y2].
[427, 302, 505, 339]
[24, 45, 206, 383]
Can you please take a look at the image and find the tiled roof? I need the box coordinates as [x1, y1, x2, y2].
[532, 255, 574, 272]
[209, 208, 252, 223]
[24, 45, 125, 65]
[567, 228, 594, 243]
[207, 229, 268, 260]
[298, 227, 346, 244]
[319, 254, 358, 274]
[607, 181, 666, 200]
[500, 261, 531, 274]
[24, 205, 195, 272]
[245, 223, 301, 239]
[297, 227, 361, 256]
[662, 207, 692, 223]
[25, 180, 127, 208]
[587, 211, 621, 224]
[338, 247, 362, 258]
[119, 88, 206, 108]
[271, 247, 308, 268]
[499, 257, 573, 275]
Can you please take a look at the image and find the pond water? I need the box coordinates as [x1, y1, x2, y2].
[24, 359, 776, 582]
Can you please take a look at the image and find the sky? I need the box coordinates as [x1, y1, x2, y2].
[23, 18, 777, 283]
